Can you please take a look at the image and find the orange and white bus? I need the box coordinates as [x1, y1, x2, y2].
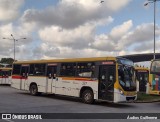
[135, 67, 149, 92]
[11, 57, 137, 104]
[0, 68, 12, 85]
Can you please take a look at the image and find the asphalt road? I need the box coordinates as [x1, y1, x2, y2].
[0, 85, 160, 122]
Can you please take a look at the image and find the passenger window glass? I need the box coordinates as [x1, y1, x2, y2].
[29, 64, 46, 76]
[12, 64, 21, 75]
[76, 62, 95, 78]
[34, 64, 46, 76]
[8, 70, 11, 76]
[60, 63, 76, 77]
[29, 64, 34, 76]
[47, 66, 57, 79]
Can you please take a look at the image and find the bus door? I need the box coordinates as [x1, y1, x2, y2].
[3, 71, 11, 84]
[20, 65, 29, 90]
[47, 64, 57, 93]
[98, 63, 115, 101]
[2, 71, 8, 84]
[7, 70, 12, 84]
[138, 72, 148, 92]
[0, 71, 8, 84]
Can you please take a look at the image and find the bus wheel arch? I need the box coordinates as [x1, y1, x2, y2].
[80, 87, 94, 104]
[29, 83, 40, 96]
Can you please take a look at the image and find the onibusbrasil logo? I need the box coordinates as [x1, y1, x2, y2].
[2, 114, 42, 120]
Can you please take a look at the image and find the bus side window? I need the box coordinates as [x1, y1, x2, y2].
[29, 64, 34, 76]
[76, 62, 95, 78]
[12, 64, 21, 75]
[8, 70, 11, 76]
[47, 66, 57, 79]
[60, 63, 76, 77]
[34, 64, 46, 76]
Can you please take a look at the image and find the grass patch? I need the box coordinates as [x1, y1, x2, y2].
[137, 92, 160, 102]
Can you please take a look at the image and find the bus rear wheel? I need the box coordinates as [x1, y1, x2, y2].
[30, 84, 39, 96]
[82, 90, 94, 104]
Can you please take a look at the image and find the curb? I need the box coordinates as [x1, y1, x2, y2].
[134, 99, 160, 103]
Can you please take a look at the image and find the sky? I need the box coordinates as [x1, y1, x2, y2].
[0, 0, 160, 65]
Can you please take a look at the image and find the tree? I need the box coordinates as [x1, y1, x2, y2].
[0, 58, 14, 64]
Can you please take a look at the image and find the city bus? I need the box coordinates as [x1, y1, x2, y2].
[135, 67, 149, 92]
[0, 68, 12, 85]
[149, 59, 160, 95]
[11, 57, 137, 104]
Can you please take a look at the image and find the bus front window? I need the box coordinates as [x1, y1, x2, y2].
[118, 65, 136, 91]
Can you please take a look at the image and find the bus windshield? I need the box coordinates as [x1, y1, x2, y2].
[118, 65, 136, 91]
[150, 60, 160, 74]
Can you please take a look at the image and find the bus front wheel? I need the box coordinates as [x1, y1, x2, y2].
[30, 84, 39, 96]
[82, 90, 94, 104]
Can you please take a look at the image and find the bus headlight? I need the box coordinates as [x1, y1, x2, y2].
[119, 89, 124, 95]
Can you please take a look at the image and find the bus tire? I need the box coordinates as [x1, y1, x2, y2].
[82, 89, 94, 104]
[30, 84, 39, 96]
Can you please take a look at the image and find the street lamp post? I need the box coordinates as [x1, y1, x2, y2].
[3, 34, 26, 61]
[144, 0, 160, 59]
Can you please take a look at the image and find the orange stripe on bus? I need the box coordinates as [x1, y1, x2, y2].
[61, 77, 96, 81]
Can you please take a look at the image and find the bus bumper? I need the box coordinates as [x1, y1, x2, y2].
[114, 88, 137, 103]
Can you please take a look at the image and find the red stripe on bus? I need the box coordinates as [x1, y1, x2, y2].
[12, 75, 21, 79]
[0, 76, 9, 78]
[12, 75, 27, 79]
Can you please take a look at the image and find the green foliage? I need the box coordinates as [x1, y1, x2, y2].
[137, 92, 160, 101]
[0, 58, 14, 64]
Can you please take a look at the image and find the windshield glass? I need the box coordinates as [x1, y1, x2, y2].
[150, 60, 160, 74]
[118, 65, 136, 91]
[117, 58, 134, 66]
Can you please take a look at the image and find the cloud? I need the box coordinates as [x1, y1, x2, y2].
[15, 0, 134, 60]
[33, 43, 60, 59]
[0, 0, 24, 22]
[36, 19, 134, 59]
[132, 42, 153, 52]
[89, 21, 160, 55]
[91, 34, 116, 51]
[90, 20, 133, 51]
[132, 39, 160, 53]
[104, 0, 132, 12]
[109, 20, 133, 41]
[38, 23, 95, 50]
[0, 23, 33, 44]
[38, 26, 92, 49]
[120, 23, 160, 48]
[0, 22, 36, 60]
[15, 45, 33, 60]
[21, 0, 131, 29]
[32, 45, 122, 59]
[4, 0, 159, 61]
